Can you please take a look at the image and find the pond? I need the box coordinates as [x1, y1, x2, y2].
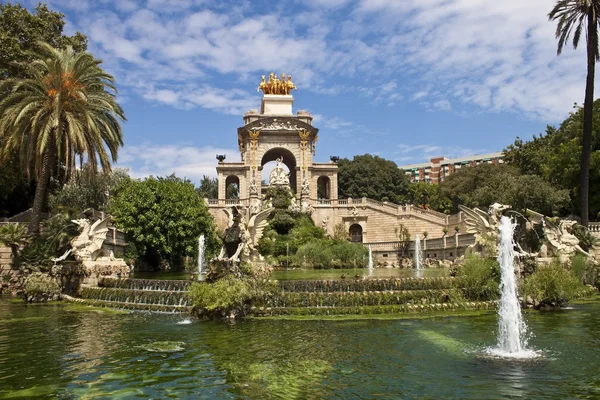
[1, 297, 599, 399]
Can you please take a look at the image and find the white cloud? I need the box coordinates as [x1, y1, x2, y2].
[115, 144, 239, 182]
[395, 143, 489, 165]
[55, 0, 596, 122]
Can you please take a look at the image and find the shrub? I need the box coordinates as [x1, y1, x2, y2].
[188, 275, 278, 319]
[23, 272, 61, 302]
[570, 254, 599, 287]
[570, 224, 599, 253]
[457, 255, 500, 301]
[522, 261, 585, 308]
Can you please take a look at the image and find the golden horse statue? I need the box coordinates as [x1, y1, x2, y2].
[258, 73, 297, 95]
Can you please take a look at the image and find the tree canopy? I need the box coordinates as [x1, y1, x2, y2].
[0, 43, 125, 234]
[110, 175, 220, 269]
[0, 3, 87, 80]
[337, 154, 410, 203]
[504, 100, 600, 219]
[436, 163, 570, 216]
[48, 164, 130, 214]
[0, 3, 88, 218]
[549, 0, 600, 225]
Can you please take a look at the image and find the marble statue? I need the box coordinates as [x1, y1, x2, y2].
[459, 203, 510, 258]
[301, 176, 310, 196]
[249, 178, 258, 195]
[217, 205, 273, 263]
[69, 218, 111, 261]
[269, 157, 289, 186]
[527, 209, 593, 262]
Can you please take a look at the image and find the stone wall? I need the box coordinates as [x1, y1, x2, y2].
[208, 197, 456, 243]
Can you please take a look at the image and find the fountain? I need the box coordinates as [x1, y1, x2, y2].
[414, 235, 422, 271]
[197, 235, 205, 281]
[367, 246, 374, 275]
[487, 216, 538, 359]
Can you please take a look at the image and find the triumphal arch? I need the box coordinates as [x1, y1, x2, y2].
[206, 74, 471, 265]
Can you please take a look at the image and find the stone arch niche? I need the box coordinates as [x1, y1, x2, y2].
[317, 176, 331, 199]
[261, 147, 297, 193]
[349, 223, 363, 243]
[224, 175, 240, 199]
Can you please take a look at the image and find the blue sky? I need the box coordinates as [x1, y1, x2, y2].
[20, 0, 591, 183]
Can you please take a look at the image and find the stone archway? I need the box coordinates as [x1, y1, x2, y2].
[224, 175, 240, 199]
[261, 147, 297, 192]
[317, 176, 331, 199]
[349, 223, 363, 243]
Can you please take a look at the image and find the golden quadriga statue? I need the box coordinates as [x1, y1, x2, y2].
[258, 72, 297, 95]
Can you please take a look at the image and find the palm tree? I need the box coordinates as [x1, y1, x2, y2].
[0, 42, 125, 235]
[549, 0, 600, 226]
[0, 223, 29, 267]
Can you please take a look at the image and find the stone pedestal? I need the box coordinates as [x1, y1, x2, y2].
[261, 95, 294, 115]
[81, 259, 130, 286]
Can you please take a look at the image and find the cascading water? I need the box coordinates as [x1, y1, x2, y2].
[414, 235, 422, 271]
[198, 235, 205, 281]
[487, 216, 538, 359]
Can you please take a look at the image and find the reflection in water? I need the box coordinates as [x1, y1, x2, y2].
[0, 300, 599, 398]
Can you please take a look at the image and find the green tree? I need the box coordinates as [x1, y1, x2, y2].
[549, 0, 600, 226]
[407, 181, 453, 213]
[0, 3, 87, 80]
[438, 164, 570, 215]
[110, 175, 220, 269]
[0, 223, 28, 266]
[0, 3, 88, 218]
[48, 164, 130, 213]
[504, 100, 600, 218]
[337, 154, 410, 203]
[196, 175, 218, 199]
[0, 43, 125, 235]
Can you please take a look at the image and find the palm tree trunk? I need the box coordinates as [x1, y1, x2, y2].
[27, 139, 56, 236]
[581, 11, 597, 227]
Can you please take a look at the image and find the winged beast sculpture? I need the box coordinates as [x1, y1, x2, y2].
[70, 218, 111, 261]
[459, 203, 510, 258]
[217, 205, 273, 263]
[526, 209, 592, 261]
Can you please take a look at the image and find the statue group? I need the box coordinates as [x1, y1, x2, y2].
[258, 72, 297, 95]
[269, 157, 290, 186]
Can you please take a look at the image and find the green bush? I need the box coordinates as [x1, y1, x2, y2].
[570, 254, 599, 287]
[571, 224, 599, 252]
[522, 261, 585, 307]
[188, 275, 278, 319]
[294, 240, 368, 269]
[18, 214, 78, 271]
[23, 272, 61, 302]
[457, 255, 500, 301]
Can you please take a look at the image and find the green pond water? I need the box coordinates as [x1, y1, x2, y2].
[1, 298, 600, 399]
[132, 268, 448, 281]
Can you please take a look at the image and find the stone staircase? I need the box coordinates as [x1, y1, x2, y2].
[64, 276, 497, 316]
[64, 277, 192, 313]
[250, 277, 496, 317]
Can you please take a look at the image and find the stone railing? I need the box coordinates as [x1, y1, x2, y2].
[589, 222, 600, 233]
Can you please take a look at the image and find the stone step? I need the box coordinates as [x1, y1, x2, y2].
[262, 289, 463, 308]
[99, 277, 191, 292]
[63, 294, 190, 313]
[277, 277, 461, 293]
[79, 286, 191, 307]
[250, 301, 497, 317]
